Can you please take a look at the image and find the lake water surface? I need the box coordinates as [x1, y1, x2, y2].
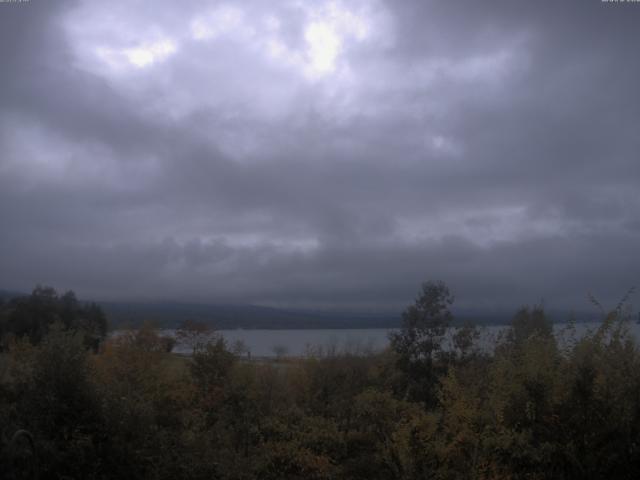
[158, 321, 640, 357]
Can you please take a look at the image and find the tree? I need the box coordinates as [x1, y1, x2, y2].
[4, 286, 60, 344]
[0, 286, 108, 349]
[12, 324, 104, 478]
[175, 319, 212, 354]
[389, 281, 454, 405]
[508, 305, 553, 347]
[272, 345, 289, 360]
[191, 337, 236, 401]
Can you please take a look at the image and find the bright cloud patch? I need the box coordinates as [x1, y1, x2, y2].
[305, 21, 342, 75]
[94, 38, 178, 71]
[186, 1, 375, 79]
[65, 0, 382, 87]
[123, 39, 178, 68]
[301, 1, 373, 78]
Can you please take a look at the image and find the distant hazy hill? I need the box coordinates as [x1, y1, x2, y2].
[0, 289, 26, 300]
[101, 302, 567, 330]
[0, 288, 596, 330]
[100, 301, 402, 330]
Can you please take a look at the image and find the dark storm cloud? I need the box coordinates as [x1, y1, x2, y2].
[1, 0, 639, 313]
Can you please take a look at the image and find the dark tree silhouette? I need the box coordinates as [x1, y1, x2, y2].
[389, 280, 454, 405]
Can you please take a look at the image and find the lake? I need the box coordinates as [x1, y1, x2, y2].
[154, 321, 640, 357]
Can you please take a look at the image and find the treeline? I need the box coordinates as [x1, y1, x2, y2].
[0, 286, 107, 350]
[1, 283, 639, 479]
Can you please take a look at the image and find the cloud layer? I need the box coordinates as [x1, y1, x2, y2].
[1, 0, 639, 312]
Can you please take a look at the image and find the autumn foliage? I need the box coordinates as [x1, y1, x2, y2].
[1, 284, 640, 479]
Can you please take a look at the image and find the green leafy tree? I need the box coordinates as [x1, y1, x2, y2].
[389, 280, 454, 406]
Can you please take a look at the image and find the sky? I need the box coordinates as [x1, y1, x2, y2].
[0, 0, 639, 313]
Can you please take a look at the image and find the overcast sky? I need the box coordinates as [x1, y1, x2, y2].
[1, 0, 639, 313]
